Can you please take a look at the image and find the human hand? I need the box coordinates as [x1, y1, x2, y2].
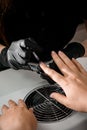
[39, 42, 85, 84]
[40, 51, 87, 112]
[0, 99, 37, 130]
[1, 37, 41, 70]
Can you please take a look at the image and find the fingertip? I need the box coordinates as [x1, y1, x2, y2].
[18, 99, 27, 108]
[18, 99, 24, 102]
[39, 62, 46, 68]
[18, 99, 23, 104]
[1, 104, 9, 113]
[8, 99, 14, 104]
[8, 99, 17, 107]
[51, 51, 56, 55]
[58, 50, 63, 55]
[20, 40, 25, 47]
[29, 108, 33, 112]
[50, 93, 55, 98]
[39, 61, 45, 65]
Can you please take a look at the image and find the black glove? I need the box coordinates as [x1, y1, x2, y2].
[39, 42, 85, 84]
[0, 38, 41, 70]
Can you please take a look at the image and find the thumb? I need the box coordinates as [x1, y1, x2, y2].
[50, 92, 68, 107]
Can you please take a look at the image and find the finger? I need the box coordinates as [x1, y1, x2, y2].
[53, 51, 79, 73]
[18, 46, 26, 58]
[1, 105, 9, 114]
[18, 99, 27, 108]
[72, 58, 87, 74]
[29, 108, 34, 113]
[17, 45, 30, 63]
[15, 52, 26, 64]
[8, 100, 17, 108]
[40, 62, 67, 89]
[51, 51, 73, 76]
[50, 92, 69, 108]
[25, 37, 41, 51]
[20, 40, 26, 48]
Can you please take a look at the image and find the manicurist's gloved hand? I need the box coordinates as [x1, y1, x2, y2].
[0, 38, 41, 70]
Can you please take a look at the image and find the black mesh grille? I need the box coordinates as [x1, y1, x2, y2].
[24, 84, 73, 122]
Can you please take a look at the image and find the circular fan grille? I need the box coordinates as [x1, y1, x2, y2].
[24, 84, 73, 122]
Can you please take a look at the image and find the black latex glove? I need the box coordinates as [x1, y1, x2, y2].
[38, 42, 85, 84]
[0, 38, 41, 70]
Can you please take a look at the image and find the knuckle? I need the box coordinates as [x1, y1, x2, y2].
[47, 69, 55, 76]
[70, 73, 78, 79]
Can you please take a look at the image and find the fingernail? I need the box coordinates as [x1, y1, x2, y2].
[58, 50, 62, 54]
[39, 61, 43, 64]
[51, 51, 55, 53]
[51, 51, 56, 55]
[29, 107, 33, 112]
[19, 99, 23, 102]
[39, 61, 45, 66]
[50, 93, 54, 98]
